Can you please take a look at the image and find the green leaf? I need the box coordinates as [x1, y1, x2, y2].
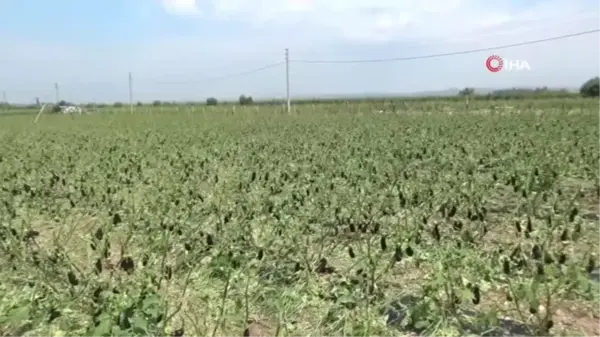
[460, 288, 473, 303]
[131, 315, 148, 334]
[8, 305, 30, 325]
[414, 320, 430, 330]
[529, 278, 540, 300]
[90, 318, 112, 337]
[142, 294, 161, 310]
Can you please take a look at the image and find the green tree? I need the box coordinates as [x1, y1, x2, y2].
[458, 87, 475, 96]
[580, 77, 599, 97]
[206, 97, 218, 106]
[239, 95, 253, 105]
[114, 102, 123, 107]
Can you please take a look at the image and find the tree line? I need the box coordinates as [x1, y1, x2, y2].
[458, 77, 599, 99]
[1, 77, 597, 110]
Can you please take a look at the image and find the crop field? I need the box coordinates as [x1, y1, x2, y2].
[0, 99, 598, 336]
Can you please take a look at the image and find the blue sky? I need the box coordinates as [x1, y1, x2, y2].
[0, 0, 598, 103]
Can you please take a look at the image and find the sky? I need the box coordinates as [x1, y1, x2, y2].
[0, 0, 598, 104]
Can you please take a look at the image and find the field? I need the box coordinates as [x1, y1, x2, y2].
[0, 98, 598, 336]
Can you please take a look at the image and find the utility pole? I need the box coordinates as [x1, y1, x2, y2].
[54, 82, 60, 103]
[2, 91, 6, 112]
[128, 72, 133, 114]
[285, 48, 291, 113]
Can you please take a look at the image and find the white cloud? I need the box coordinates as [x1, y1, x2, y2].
[161, 0, 202, 16]
[160, 0, 599, 44]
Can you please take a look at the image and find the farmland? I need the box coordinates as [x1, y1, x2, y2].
[0, 98, 598, 336]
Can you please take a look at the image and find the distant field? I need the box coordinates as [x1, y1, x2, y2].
[0, 95, 593, 116]
[0, 98, 598, 336]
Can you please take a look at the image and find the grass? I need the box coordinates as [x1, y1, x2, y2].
[0, 99, 598, 336]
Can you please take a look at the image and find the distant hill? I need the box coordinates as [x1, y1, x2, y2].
[332, 87, 579, 99]
[288, 87, 579, 101]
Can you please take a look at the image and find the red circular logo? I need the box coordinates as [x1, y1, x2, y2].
[486, 55, 503, 72]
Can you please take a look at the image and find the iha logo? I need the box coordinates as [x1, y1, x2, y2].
[486, 55, 531, 72]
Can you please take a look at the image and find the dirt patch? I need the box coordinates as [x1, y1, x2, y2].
[554, 307, 600, 336]
[244, 319, 275, 337]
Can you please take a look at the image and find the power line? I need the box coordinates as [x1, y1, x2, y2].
[41, 62, 286, 87]
[150, 62, 285, 85]
[191, 61, 286, 83]
[290, 29, 600, 64]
